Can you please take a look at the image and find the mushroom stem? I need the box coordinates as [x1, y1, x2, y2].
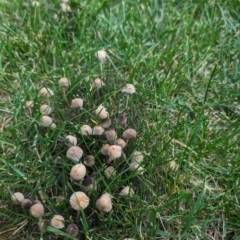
[61, 88, 68, 104]
[76, 210, 80, 224]
[125, 95, 129, 110]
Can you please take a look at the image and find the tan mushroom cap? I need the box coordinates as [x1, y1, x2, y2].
[21, 199, 33, 209]
[114, 138, 126, 149]
[66, 223, 79, 237]
[70, 163, 86, 181]
[96, 193, 112, 213]
[104, 166, 116, 179]
[66, 146, 83, 162]
[70, 191, 90, 211]
[119, 186, 134, 196]
[39, 87, 54, 98]
[106, 130, 117, 143]
[93, 125, 105, 136]
[122, 84, 136, 94]
[108, 145, 122, 162]
[71, 98, 83, 109]
[40, 104, 53, 115]
[95, 50, 107, 62]
[30, 203, 44, 218]
[84, 155, 95, 167]
[66, 135, 77, 146]
[122, 128, 137, 140]
[58, 77, 71, 88]
[101, 144, 110, 156]
[80, 125, 92, 136]
[131, 151, 144, 163]
[95, 104, 109, 119]
[91, 78, 105, 89]
[40, 115, 53, 126]
[51, 215, 65, 229]
[11, 192, 25, 205]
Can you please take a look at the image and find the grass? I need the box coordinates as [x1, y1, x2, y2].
[0, 0, 240, 239]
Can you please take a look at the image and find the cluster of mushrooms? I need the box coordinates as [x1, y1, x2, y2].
[10, 49, 144, 238]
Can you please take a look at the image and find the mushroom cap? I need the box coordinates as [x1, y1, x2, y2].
[95, 50, 107, 62]
[70, 98, 83, 109]
[131, 151, 144, 163]
[80, 125, 92, 136]
[95, 104, 109, 119]
[96, 193, 112, 213]
[119, 186, 134, 196]
[40, 116, 53, 126]
[58, 77, 71, 88]
[39, 87, 54, 98]
[11, 192, 24, 205]
[100, 118, 112, 128]
[51, 215, 65, 229]
[24, 101, 34, 109]
[108, 145, 122, 162]
[122, 84, 136, 94]
[40, 104, 53, 115]
[93, 125, 105, 136]
[129, 162, 144, 175]
[92, 78, 105, 89]
[104, 166, 116, 179]
[66, 223, 79, 237]
[101, 144, 110, 156]
[117, 114, 127, 126]
[66, 146, 83, 162]
[70, 163, 86, 181]
[66, 135, 77, 146]
[82, 177, 95, 191]
[122, 128, 137, 140]
[114, 138, 126, 149]
[30, 203, 44, 218]
[21, 199, 33, 209]
[70, 191, 90, 210]
[84, 155, 95, 166]
[106, 130, 117, 143]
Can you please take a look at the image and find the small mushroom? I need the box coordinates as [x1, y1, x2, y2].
[114, 138, 126, 149]
[95, 104, 109, 119]
[95, 50, 107, 62]
[70, 192, 90, 211]
[91, 78, 105, 89]
[51, 215, 65, 229]
[96, 193, 112, 213]
[117, 114, 127, 126]
[40, 104, 53, 115]
[104, 166, 116, 179]
[21, 199, 33, 209]
[58, 77, 70, 88]
[70, 163, 86, 181]
[119, 186, 134, 196]
[30, 203, 44, 218]
[40, 116, 53, 126]
[106, 130, 117, 143]
[108, 145, 122, 162]
[11, 192, 24, 205]
[71, 98, 83, 109]
[66, 223, 79, 237]
[131, 151, 144, 163]
[80, 125, 92, 136]
[122, 128, 137, 140]
[122, 84, 136, 94]
[66, 146, 83, 162]
[101, 144, 110, 156]
[39, 87, 54, 98]
[93, 125, 105, 136]
[100, 118, 111, 128]
[82, 177, 96, 191]
[66, 135, 77, 146]
[84, 155, 95, 167]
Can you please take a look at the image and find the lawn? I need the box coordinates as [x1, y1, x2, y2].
[0, 0, 240, 239]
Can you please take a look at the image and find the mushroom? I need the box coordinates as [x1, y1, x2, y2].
[122, 128, 137, 140]
[82, 177, 96, 191]
[11, 192, 24, 205]
[101, 144, 110, 156]
[30, 203, 44, 218]
[91, 78, 105, 89]
[70, 192, 90, 211]
[58, 77, 70, 88]
[119, 186, 134, 196]
[100, 118, 111, 128]
[117, 114, 127, 127]
[80, 125, 92, 136]
[131, 151, 144, 163]
[40, 104, 53, 115]
[70, 98, 83, 109]
[93, 125, 104, 136]
[39, 87, 54, 98]
[95, 104, 109, 119]
[129, 162, 144, 175]
[65, 135, 77, 146]
[84, 155, 95, 167]
[66, 223, 79, 237]
[96, 193, 112, 213]
[70, 163, 86, 181]
[40, 116, 53, 127]
[106, 130, 117, 143]
[107, 145, 122, 162]
[66, 146, 83, 162]
[114, 138, 126, 149]
[122, 84, 136, 94]
[95, 50, 107, 62]
[104, 166, 116, 179]
[21, 199, 33, 209]
[51, 215, 65, 229]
